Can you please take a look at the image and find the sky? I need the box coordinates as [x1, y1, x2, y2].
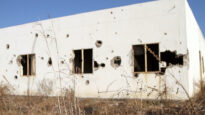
[0, 0, 204, 36]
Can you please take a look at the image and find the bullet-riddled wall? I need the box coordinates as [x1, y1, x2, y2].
[0, 0, 204, 100]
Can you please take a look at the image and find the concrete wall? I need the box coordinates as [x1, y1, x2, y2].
[0, 0, 201, 100]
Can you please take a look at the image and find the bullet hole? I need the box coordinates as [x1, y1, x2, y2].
[164, 33, 167, 35]
[6, 44, 10, 50]
[111, 56, 121, 68]
[179, 42, 182, 44]
[101, 63, 105, 67]
[86, 80, 90, 85]
[66, 34, 69, 38]
[106, 57, 109, 60]
[47, 34, 50, 37]
[14, 75, 18, 79]
[35, 33, 38, 38]
[111, 50, 114, 53]
[94, 61, 99, 68]
[13, 54, 16, 57]
[81, 76, 84, 78]
[95, 40, 102, 48]
[110, 11, 113, 14]
[94, 61, 105, 69]
[138, 39, 142, 43]
[134, 73, 139, 78]
[48, 57, 52, 66]
[61, 60, 64, 64]
[9, 60, 13, 64]
[41, 57, 44, 60]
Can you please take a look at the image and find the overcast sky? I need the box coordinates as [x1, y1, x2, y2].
[0, 0, 204, 36]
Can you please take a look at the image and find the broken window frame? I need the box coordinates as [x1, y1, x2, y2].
[132, 43, 160, 73]
[72, 48, 93, 74]
[19, 54, 36, 77]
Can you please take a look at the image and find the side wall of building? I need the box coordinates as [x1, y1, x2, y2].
[0, 0, 190, 99]
[185, 0, 205, 96]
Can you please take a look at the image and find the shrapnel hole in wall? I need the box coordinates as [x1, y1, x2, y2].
[111, 56, 121, 68]
[6, 44, 9, 50]
[95, 40, 102, 48]
[35, 33, 38, 38]
[48, 57, 52, 66]
[160, 51, 183, 66]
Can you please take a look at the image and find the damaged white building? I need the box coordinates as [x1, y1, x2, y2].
[0, 0, 204, 100]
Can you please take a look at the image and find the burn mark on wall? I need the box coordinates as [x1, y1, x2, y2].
[111, 56, 121, 68]
[95, 40, 102, 48]
[48, 57, 52, 66]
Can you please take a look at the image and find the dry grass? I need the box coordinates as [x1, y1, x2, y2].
[0, 83, 205, 115]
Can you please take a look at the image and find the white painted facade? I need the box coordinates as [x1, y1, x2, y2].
[0, 0, 204, 100]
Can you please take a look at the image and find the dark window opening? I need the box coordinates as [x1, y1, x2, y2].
[21, 55, 27, 76]
[147, 44, 159, 71]
[73, 49, 93, 74]
[133, 43, 159, 73]
[20, 54, 35, 76]
[84, 49, 93, 73]
[74, 50, 82, 74]
[133, 45, 145, 72]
